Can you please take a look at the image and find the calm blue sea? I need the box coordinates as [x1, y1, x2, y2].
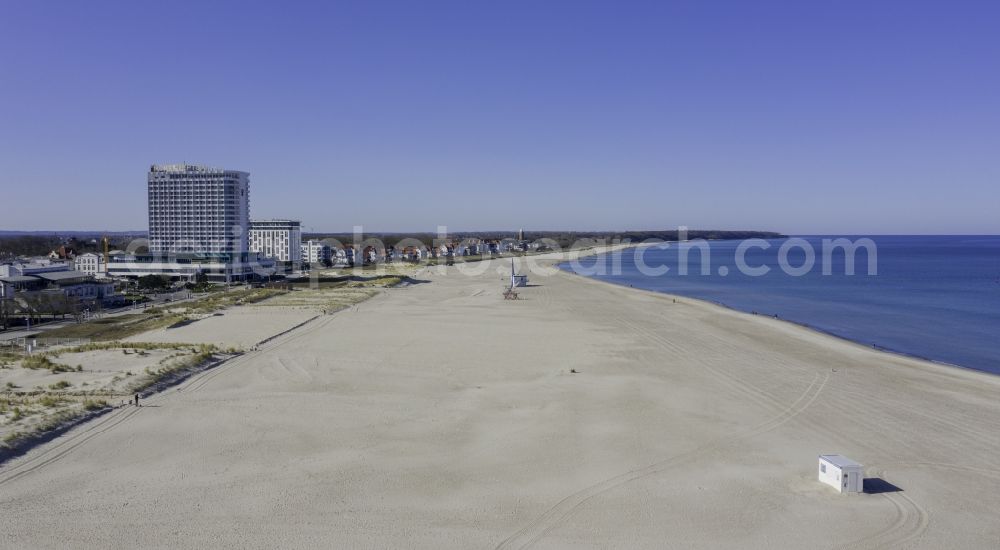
[560, 236, 1000, 375]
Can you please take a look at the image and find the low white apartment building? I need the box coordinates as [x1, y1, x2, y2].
[249, 220, 302, 263]
[301, 240, 332, 265]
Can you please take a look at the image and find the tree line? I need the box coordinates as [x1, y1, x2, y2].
[303, 230, 786, 250]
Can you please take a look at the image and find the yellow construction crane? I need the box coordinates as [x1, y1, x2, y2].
[102, 236, 110, 275]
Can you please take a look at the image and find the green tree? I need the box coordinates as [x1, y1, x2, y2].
[0, 298, 12, 330]
[137, 274, 171, 291]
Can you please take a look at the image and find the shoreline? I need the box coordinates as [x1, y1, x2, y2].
[552, 250, 998, 379]
[552, 261, 999, 382]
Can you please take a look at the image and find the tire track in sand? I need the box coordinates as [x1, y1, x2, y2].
[180, 314, 334, 394]
[553, 277, 936, 550]
[611, 313, 805, 419]
[832, 468, 929, 550]
[494, 371, 829, 550]
[607, 303, 931, 550]
[0, 406, 144, 486]
[556, 276, 810, 420]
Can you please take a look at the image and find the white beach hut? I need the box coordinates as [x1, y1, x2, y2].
[509, 259, 528, 288]
[818, 454, 864, 493]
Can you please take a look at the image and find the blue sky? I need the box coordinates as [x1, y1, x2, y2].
[1, 1, 998, 233]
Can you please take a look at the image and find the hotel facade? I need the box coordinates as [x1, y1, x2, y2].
[148, 164, 250, 255]
[109, 164, 273, 283]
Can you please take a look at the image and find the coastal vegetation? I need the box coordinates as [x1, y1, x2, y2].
[0, 341, 228, 456]
[145, 287, 285, 315]
[264, 269, 412, 311]
[42, 313, 188, 341]
[39, 288, 288, 342]
[137, 274, 172, 291]
[0, 233, 140, 260]
[0, 266, 403, 459]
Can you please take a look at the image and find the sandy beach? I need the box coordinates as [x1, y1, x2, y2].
[124, 306, 320, 350]
[1, 252, 999, 549]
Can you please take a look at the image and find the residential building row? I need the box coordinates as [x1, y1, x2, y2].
[7, 163, 538, 290]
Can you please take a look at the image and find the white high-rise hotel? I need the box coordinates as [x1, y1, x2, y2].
[148, 164, 250, 254]
[108, 164, 274, 283]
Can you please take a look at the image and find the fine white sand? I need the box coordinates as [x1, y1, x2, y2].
[125, 306, 319, 349]
[1, 252, 999, 549]
[1, 348, 182, 394]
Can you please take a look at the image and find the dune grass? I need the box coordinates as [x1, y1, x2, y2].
[0, 288, 320, 455]
[50, 341, 229, 354]
[39, 288, 287, 343]
[130, 349, 219, 394]
[146, 288, 287, 315]
[264, 273, 408, 312]
[1, 398, 110, 451]
[20, 355, 76, 373]
[1, 341, 226, 453]
[42, 313, 188, 341]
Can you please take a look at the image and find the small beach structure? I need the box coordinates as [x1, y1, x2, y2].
[818, 454, 864, 493]
[502, 259, 524, 299]
[510, 259, 528, 288]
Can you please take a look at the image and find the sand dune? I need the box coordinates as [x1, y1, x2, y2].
[1, 253, 999, 549]
[125, 306, 319, 349]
